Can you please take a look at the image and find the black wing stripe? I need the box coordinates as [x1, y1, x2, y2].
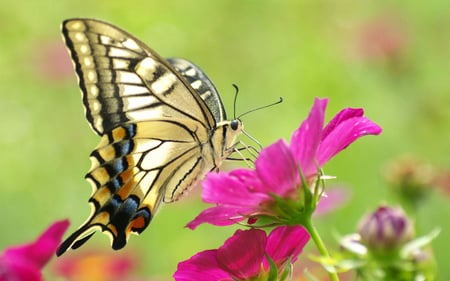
[168, 155, 203, 200]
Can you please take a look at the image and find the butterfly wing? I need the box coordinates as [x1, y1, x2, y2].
[167, 58, 227, 122]
[57, 19, 228, 255]
[58, 119, 212, 253]
[61, 18, 216, 135]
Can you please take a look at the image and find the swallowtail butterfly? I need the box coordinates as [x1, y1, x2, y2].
[57, 18, 243, 255]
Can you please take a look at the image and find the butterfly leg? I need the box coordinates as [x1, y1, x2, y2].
[226, 140, 259, 168]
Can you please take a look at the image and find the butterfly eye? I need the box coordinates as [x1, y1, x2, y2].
[230, 120, 240, 130]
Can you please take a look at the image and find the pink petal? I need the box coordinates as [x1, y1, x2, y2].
[217, 229, 266, 279]
[4, 220, 70, 266]
[186, 206, 254, 229]
[174, 250, 231, 281]
[0, 258, 42, 281]
[321, 108, 364, 139]
[255, 140, 299, 195]
[317, 116, 382, 166]
[290, 98, 328, 176]
[264, 226, 310, 269]
[229, 169, 267, 193]
[202, 172, 269, 206]
[0, 220, 70, 281]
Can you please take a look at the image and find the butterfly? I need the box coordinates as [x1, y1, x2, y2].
[56, 18, 243, 256]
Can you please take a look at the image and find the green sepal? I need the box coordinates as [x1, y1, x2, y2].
[265, 253, 278, 281]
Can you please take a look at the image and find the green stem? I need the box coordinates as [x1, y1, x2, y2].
[303, 218, 340, 281]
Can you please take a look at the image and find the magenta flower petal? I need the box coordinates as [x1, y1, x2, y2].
[0, 259, 42, 281]
[174, 250, 231, 281]
[202, 172, 269, 206]
[10, 220, 70, 268]
[186, 205, 254, 229]
[187, 97, 382, 229]
[317, 115, 382, 166]
[255, 140, 299, 195]
[216, 229, 267, 279]
[321, 108, 364, 139]
[177, 227, 311, 279]
[229, 169, 267, 193]
[290, 98, 328, 176]
[0, 220, 70, 281]
[264, 226, 310, 269]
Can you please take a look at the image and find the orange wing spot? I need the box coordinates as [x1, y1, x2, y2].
[129, 215, 146, 231]
[111, 126, 127, 141]
[116, 174, 137, 199]
[114, 156, 137, 198]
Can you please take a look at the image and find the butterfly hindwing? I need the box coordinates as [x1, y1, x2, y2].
[62, 119, 209, 251]
[57, 18, 243, 256]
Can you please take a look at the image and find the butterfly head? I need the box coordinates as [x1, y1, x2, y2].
[230, 119, 243, 131]
[214, 118, 243, 157]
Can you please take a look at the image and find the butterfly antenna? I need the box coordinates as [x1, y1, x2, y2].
[232, 83, 239, 120]
[237, 97, 283, 119]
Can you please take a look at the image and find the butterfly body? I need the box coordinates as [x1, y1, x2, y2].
[57, 19, 242, 255]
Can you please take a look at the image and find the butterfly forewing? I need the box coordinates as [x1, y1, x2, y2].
[167, 58, 227, 122]
[61, 19, 215, 134]
[57, 18, 243, 256]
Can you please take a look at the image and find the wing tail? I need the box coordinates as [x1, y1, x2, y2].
[57, 193, 153, 256]
[56, 221, 98, 256]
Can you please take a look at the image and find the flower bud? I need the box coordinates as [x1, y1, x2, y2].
[384, 155, 434, 206]
[357, 205, 414, 253]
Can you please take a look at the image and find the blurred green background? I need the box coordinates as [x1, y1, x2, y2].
[1, 0, 449, 280]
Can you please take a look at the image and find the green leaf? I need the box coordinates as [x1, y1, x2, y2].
[400, 228, 440, 258]
[266, 253, 278, 281]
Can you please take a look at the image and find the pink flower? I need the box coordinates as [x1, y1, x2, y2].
[187, 98, 382, 229]
[174, 226, 310, 281]
[0, 220, 70, 281]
